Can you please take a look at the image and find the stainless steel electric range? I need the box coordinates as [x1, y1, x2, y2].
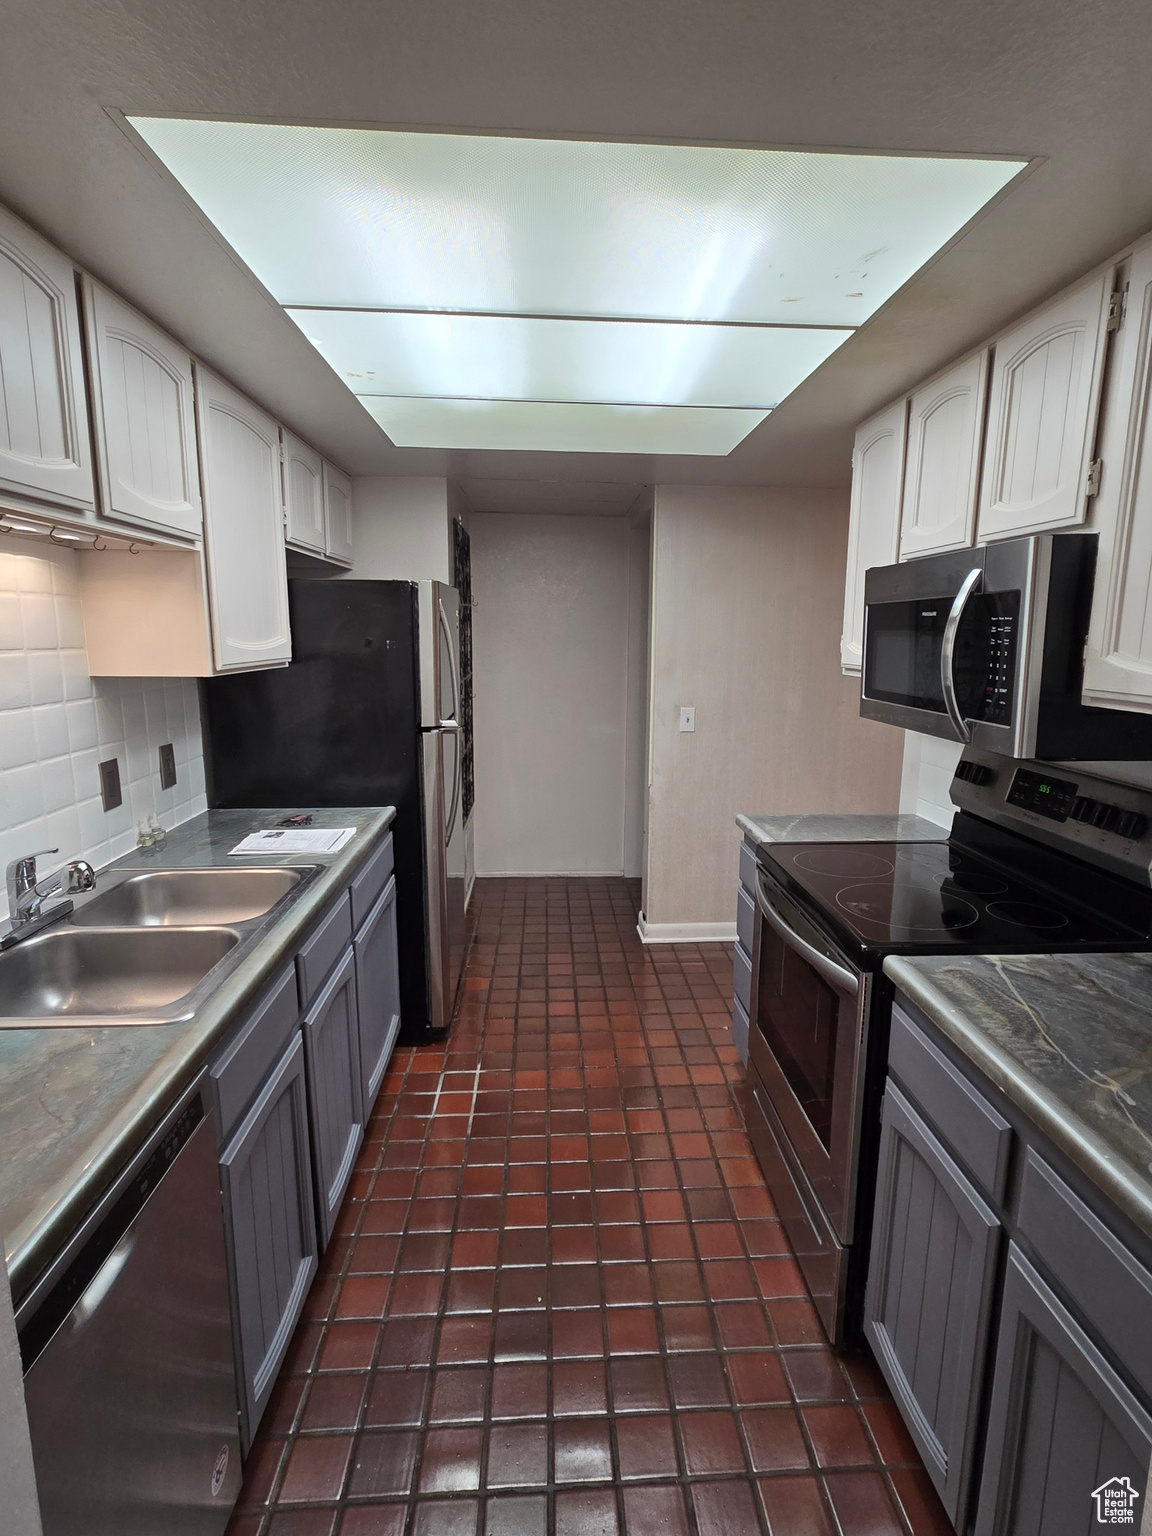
[743, 747, 1152, 1346]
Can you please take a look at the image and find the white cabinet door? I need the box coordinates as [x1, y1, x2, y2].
[282, 430, 325, 552]
[0, 206, 94, 513]
[900, 351, 988, 558]
[82, 277, 202, 539]
[976, 270, 1114, 542]
[323, 461, 354, 566]
[1083, 242, 1152, 712]
[195, 367, 291, 671]
[842, 399, 906, 672]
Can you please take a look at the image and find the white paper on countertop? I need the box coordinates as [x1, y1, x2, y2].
[228, 827, 357, 856]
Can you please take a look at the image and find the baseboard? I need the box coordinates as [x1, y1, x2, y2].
[637, 915, 738, 944]
[474, 869, 627, 878]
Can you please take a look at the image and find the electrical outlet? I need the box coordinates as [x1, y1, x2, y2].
[678, 706, 696, 733]
[159, 742, 177, 790]
[98, 757, 122, 812]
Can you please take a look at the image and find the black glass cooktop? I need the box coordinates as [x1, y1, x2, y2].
[762, 839, 1150, 958]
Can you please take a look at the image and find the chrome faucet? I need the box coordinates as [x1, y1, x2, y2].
[3, 848, 96, 948]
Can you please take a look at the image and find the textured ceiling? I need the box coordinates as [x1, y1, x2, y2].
[2, 0, 1151, 490]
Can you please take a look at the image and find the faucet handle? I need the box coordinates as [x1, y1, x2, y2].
[6, 848, 58, 882]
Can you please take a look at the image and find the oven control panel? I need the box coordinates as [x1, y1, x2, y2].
[1005, 766, 1150, 839]
[950, 750, 1152, 884]
[1006, 768, 1079, 821]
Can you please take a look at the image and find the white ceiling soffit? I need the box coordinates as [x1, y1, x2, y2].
[127, 118, 1023, 454]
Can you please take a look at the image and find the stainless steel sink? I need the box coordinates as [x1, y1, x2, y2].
[0, 926, 241, 1027]
[71, 868, 305, 928]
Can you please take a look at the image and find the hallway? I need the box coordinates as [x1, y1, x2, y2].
[225, 877, 950, 1536]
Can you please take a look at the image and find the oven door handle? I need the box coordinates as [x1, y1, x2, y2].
[755, 874, 859, 997]
[940, 567, 983, 745]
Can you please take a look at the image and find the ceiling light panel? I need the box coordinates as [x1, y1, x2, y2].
[289, 308, 850, 408]
[357, 396, 770, 454]
[130, 119, 1024, 327]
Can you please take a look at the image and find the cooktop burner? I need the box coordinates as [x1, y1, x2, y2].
[792, 848, 895, 878]
[835, 880, 980, 938]
[762, 838, 1146, 955]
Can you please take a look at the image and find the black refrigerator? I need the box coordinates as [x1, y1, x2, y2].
[201, 579, 466, 1042]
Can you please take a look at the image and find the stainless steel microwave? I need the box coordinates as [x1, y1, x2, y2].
[860, 533, 1152, 760]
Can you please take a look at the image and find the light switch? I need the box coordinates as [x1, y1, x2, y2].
[679, 706, 695, 733]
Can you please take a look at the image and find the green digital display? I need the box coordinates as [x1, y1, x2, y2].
[1039, 784, 1051, 794]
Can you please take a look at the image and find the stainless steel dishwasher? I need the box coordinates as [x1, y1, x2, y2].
[17, 1082, 242, 1535]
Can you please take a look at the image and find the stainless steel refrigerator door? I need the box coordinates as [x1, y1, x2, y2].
[22, 1112, 242, 1535]
[421, 726, 466, 1030]
[418, 581, 461, 730]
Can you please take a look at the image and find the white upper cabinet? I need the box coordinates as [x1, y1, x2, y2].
[976, 270, 1115, 542]
[282, 429, 326, 552]
[195, 367, 291, 670]
[0, 206, 94, 514]
[899, 351, 988, 558]
[323, 460, 354, 566]
[1083, 242, 1152, 712]
[842, 399, 907, 672]
[82, 276, 202, 539]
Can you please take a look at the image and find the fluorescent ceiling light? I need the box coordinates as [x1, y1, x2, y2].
[290, 309, 850, 409]
[129, 118, 1025, 453]
[359, 397, 769, 454]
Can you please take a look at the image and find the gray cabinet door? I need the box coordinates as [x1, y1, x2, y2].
[865, 1082, 1001, 1525]
[219, 1032, 318, 1450]
[975, 1244, 1152, 1536]
[302, 947, 364, 1250]
[354, 874, 401, 1115]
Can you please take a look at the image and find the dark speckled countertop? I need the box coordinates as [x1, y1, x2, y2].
[0, 806, 394, 1301]
[737, 812, 947, 846]
[885, 952, 1152, 1242]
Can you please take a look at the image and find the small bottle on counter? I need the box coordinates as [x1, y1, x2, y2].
[148, 815, 167, 846]
[136, 820, 155, 849]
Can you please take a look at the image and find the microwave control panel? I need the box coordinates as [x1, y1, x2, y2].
[954, 591, 1020, 724]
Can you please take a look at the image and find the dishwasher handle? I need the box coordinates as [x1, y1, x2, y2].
[67, 1234, 136, 1332]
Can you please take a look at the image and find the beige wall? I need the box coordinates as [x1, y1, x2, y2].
[644, 485, 904, 931]
[471, 511, 649, 876]
[348, 476, 452, 582]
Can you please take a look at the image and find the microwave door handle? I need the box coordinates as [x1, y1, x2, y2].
[940, 567, 983, 745]
[755, 874, 859, 997]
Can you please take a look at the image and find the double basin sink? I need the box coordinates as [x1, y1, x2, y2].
[0, 867, 318, 1028]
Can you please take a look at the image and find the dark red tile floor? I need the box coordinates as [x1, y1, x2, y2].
[226, 877, 951, 1536]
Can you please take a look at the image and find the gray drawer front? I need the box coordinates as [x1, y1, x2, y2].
[296, 890, 353, 1009]
[739, 838, 757, 894]
[349, 832, 395, 932]
[889, 1006, 1013, 1202]
[1017, 1149, 1152, 1399]
[732, 942, 752, 1016]
[736, 886, 755, 954]
[210, 963, 300, 1145]
[731, 996, 749, 1063]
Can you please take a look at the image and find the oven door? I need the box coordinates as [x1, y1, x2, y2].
[749, 865, 869, 1243]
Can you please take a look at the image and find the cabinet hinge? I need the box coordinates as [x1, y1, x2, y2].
[1107, 288, 1126, 332]
[1086, 459, 1103, 497]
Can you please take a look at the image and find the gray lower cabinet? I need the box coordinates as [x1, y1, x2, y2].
[974, 1244, 1152, 1536]
[302, 947, 365, 1249]
[354, 874, 402, 1115]
[219, 1031, 318, 1450]
[865, 1082, 1001, 1524]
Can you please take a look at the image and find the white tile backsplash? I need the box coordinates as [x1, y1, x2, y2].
[900, 730, 963, 827]
[0, 535, 206, 882]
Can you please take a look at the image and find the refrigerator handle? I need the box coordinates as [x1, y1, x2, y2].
[438, 597, 461, 729]
[445, 728, 463, 844]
